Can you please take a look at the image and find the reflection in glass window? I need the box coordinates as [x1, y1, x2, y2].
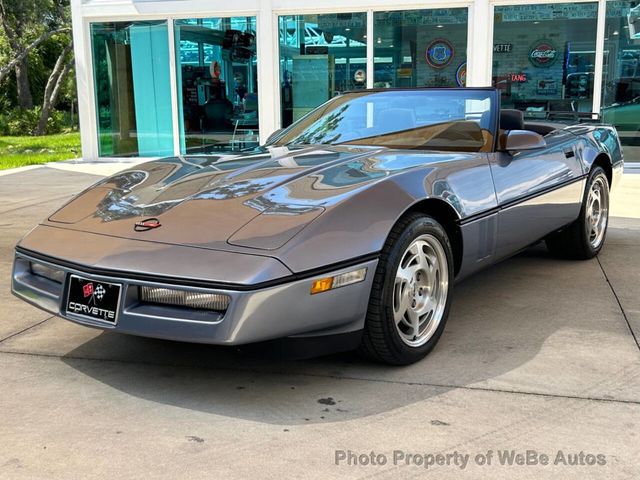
[373, 9, 468, 89]
[601, 1, 640, 163]
[91, 21, 174, 157]
[492, 3, 598, 116]
[175, 17, 258, 154]
[278, 13, 367, 128]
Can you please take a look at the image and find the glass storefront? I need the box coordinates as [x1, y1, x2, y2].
[85, 3, 639, 162]
[373, 9, 468, 88]
[91, 21, 174, 157]
[175, 17, 258, 153]
[601, 1, 640, 162]
[278, 13, 367, 127]
[492, 3, 599, 117]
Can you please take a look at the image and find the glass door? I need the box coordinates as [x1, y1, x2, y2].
[91, 21, 174, 157]
[492, 3, 599, 118]
[601, 1, 640, 162]
[174, 17, 259, 154]
[278, 13, 367, 128]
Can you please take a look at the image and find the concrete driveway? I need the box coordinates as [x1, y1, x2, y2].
[1, 164, 639, 479]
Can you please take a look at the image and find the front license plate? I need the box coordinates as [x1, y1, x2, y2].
[66, 275, 121, 323]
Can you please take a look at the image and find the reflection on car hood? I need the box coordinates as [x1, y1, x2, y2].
[43, 144, 466, 252]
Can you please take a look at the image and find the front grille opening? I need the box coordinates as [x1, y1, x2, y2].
[139, 286, 230, 312]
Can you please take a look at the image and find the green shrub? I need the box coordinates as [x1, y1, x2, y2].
[0, 107, 68, 136]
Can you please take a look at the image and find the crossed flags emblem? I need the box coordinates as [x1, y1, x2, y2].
[82, 282, 106, 304]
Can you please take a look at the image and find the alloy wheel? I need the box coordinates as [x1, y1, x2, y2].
[586, 176, 609, 249]
[392, 234, 449, 347]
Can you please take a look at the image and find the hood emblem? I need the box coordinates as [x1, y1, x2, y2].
[134, 218, 162, 232]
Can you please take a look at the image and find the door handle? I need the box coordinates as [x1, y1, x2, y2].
[564, 149, 575, 159]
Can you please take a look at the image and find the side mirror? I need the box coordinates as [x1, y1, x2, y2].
[265, 128, 284, 145]
[501, 130, 546, 152]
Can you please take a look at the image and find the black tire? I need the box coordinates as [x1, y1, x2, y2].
[545, 166, 610, 259]
[358, 213, 454, 365]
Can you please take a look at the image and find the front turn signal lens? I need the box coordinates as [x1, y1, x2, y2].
[310, 268, 367, 295]
[310, 277, 333, 294]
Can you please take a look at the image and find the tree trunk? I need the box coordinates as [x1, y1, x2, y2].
[0, 4, 33, 110]
[34, 45, 73, 135]
[14, 55, 33, 109]
[0, 27, 71, 84]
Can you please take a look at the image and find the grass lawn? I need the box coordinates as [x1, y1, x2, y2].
[0, 132, 81, 170]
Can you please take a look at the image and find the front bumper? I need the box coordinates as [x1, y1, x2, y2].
[12, 250, 377, 345]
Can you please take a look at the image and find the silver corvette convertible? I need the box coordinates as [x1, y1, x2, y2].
[12, 88, 623, 364]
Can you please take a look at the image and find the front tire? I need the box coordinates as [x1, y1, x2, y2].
[545, 166, 609, 259]
[359, 213, 454, 365]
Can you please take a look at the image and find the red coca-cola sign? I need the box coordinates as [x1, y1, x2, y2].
[529, 40, 558, 68]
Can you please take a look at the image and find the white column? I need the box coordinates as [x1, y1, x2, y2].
[592, 0, 607, 117]
[257, 0, 280, 138]
[366, 9, 374, 89]
[466, 0, 492, 87]
[167, 17, 182, 156]
[70, 0, 98, 161]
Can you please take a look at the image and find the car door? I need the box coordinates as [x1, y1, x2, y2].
[489, 128, 585, 260]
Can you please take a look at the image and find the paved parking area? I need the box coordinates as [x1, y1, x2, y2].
[1, 165, 639, 479]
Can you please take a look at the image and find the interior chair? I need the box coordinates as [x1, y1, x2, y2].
[499, 109, 525, 131]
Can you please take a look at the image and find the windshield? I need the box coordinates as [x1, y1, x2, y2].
[271, 89, 496, 152]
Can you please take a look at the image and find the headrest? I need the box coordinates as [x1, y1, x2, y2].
[500, 109, 524, 131]
[479, 110, 492, 130]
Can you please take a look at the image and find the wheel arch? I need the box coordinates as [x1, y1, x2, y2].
[398, 198, 463, 276]
[591, 152, 613, 187]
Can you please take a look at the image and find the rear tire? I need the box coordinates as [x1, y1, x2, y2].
[545, 166, 609, 259]
[359, 213, 454, 365]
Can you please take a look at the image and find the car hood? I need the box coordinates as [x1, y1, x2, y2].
[39, 144, 483, 256]
[43, 145, 395, 252]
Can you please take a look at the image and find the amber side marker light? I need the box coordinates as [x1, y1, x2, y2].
[310, 268, 367, 295]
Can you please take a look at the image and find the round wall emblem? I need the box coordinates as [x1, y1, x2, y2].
[353, 69, 366, 83]
[529, 40, 558, 68]
[425, 39, 455, 69]
[455, 61, 467, 86]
